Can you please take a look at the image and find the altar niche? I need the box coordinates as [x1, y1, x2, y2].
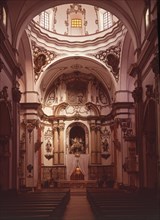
[69, 125, 85, 155]
[66, 122, 89, 180]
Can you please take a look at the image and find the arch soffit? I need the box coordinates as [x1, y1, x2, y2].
[11, 0, 140, 53]
[39, 56, 116, 100]
[66, 122, 89, 135]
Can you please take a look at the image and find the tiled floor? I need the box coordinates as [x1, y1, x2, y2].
[62, 189, 95, 220]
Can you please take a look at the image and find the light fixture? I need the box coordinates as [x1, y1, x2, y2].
[75, 166, 81, 175]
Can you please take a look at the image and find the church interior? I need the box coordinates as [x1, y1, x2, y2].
[0, 0, 159, 219]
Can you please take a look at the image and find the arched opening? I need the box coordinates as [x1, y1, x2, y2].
[69, 126, 86, 154]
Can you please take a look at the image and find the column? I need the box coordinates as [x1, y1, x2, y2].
[59, 120, 65, 164]
[53, 121, 59, 164]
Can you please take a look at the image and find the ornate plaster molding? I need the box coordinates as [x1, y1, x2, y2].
[31, 41, 56, 81]
[94, 42, 121, 81]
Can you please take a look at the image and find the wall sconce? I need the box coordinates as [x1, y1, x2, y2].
[45, 154, 54, 160]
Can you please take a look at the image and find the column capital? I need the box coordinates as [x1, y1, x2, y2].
[90, 125, 96, 131]
[59, 125, 65, 131]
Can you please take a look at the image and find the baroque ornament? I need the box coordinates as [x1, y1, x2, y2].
[32, 42, 56, 80]
[64, 4, 87, 35]
[94, 43, 121, 81]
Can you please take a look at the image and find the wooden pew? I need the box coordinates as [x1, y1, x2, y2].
[86, 188, 159, 220]
[0, 189, 70, 220]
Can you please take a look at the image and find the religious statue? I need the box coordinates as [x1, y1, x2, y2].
[70, 137, 84, 154]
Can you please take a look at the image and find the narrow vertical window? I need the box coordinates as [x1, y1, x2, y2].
[2, 7, 7, 26]
[103, 11, 112, 29]
[40, 11, 49, 30]
[145, 8, 150, 30]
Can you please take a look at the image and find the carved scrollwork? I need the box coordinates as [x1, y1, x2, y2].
[32, 42, 56, 80]
[95, 43, 121, 81]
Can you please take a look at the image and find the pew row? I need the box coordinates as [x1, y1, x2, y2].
[0, 189, 70, 220]
[86, 188, 159, 220]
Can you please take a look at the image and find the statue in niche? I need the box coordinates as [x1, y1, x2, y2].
[77, 92, 84, 104]
[99, 87, 108, 104]
[70, 137, 84, 154]
[45, 140, 52, 153]
[47, 90, 55, 105]
[101, 127, 110, 159]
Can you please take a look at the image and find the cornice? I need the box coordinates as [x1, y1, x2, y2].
[27, 20, 126, 51]
[20, 102, 41, 110]
[110, 102, 134, 118]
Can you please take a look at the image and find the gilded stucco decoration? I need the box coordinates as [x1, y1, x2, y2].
[32, 42, 56, 81]
[95, 42, 121, 81]
[64, 4, 88, 35]
[94, 6, 99, 33]
[52, 7, 57, 33]
[45, 71, 110, 117]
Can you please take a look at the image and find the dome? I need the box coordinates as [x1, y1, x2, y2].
[33, 3, 119, 37]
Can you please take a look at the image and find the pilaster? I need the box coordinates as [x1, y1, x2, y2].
[53, 121, 59, 164]
[59, 120, 65, 164]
